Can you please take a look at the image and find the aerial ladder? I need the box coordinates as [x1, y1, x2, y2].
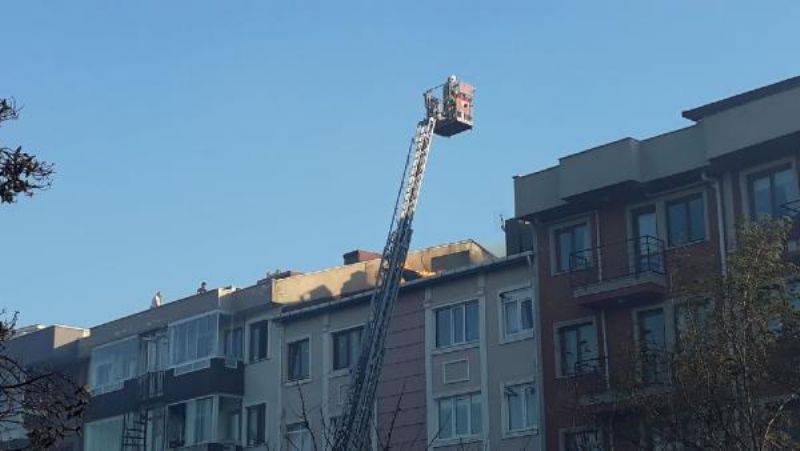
[331, 76, 474, 450]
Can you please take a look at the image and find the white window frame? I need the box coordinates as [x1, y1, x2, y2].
[286, 336, 312, 384]
[498, 285, 534, 343]
[554, 317, 599, 378]
[433, 299, 480, 351]
[500, 378, 539, 438]
[167, 311, 225, 371]
[285, 422, 313, 451]
[89, 335, 140, 395]
[434, 390, 483, 445]
[739, 156, 799, 220]
[165, 395, 218, 447]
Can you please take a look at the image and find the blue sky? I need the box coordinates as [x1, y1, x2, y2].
[2, 1, 799, 328]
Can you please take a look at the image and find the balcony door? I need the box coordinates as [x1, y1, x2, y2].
[632, 206, 661, 273]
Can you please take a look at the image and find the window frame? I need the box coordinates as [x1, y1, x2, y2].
[285, 422, 313, 451]
[501, 380, 538, 437]
[552, 221, 591, 274]
[245, 403, 266, 446]
[633, 305, 669, 384]
[554, 318, 599, 378]
[665, 193, 707, 247]
[499, 286, 534, 342]
[747, 163, 797, 219]
[248, 320, 269, 363]
[435, 391, 483, 443]
[286, 337, 311, 383]
[167, 311, 224, 370]
[331, 325, 364, 373]
[165, 395, 216, 447]
[434, 299, 480, 350]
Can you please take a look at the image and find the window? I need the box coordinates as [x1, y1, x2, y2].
[287, 339, 310, 381]
[249, 321, 268, 362]
[674, 299, 711, 349]
[633, 206, 663, 272]
[749, 165, 797, 218]
[637, 308, 667, 383]
[505, 383, 537, 433]
[555, 223, 589, 272]
[166, 397, 213, 447]
[89, 338, 139, 395]
[435, 300, 479, 348]
[219, 397, 242, 444]
[224, 327, 243, 361]
[169, 313, 220, 367]
[557, 322, 598, 376]
[84, 416, 124, 451]
[501, 288, 533, 339]
[332, 327, 362, 371]
[246, 404, 266, 446]
[563, 428, 603, 451]
[437, 392, 482, 440]
[666, 194, 706, 246]
[286, 423, 312, 451]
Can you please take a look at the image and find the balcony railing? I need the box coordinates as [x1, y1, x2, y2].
[569, 236, 666, 288]
[781, 199, 800, 218]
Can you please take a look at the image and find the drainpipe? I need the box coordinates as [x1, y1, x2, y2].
[702, 171, 728, 276]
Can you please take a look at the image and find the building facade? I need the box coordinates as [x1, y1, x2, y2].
[507, 75, 800, 449]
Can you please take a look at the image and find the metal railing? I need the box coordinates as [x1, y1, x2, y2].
[569, 235, 666, 289]
[780, 199, 800, 218]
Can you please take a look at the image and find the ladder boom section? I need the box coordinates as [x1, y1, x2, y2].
[332, 116, 437, 450]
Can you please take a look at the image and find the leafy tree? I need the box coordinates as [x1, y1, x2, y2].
[0, 98, 53, 204]
[569, 218, 800, 450]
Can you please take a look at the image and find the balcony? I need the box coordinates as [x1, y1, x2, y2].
[569, 236, 667, 306]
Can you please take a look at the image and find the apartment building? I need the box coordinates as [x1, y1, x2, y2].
[2, 239, 543, 450]
[506, 75, 800, 449]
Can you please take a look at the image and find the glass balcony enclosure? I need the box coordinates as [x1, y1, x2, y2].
[166, 395, 242, 448]
[89, 311, 244, 394]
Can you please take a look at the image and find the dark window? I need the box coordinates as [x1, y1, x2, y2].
[224, 327, 243, 361]
[557, 322, 598, 376]
[637, 308, 667, 383]
[749, 165, 796, 218]
[249, 321, 268, 362]
[563, 429, 603, 451]
[246, 404, 266, 445]
[332, 327, 362, 371]
[287, 339, 310, 381]
[555, 223, 589, 272]
[666, 194, 706, 246]
[435, 301, 479, 348]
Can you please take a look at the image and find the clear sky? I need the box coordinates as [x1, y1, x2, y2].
[2, 1, 799, 329]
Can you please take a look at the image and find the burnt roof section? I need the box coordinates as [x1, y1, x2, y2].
[682, 75, 800, 121]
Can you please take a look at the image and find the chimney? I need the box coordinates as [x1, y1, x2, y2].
[343, 250, 381, 265]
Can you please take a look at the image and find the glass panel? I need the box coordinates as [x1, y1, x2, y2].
[89, 338, 139, 393]
[436, 309, 451, 348]
[167, 403, 187, 448]
[507, 387, 523, 431]
[560, 328, 578, 375]
[218, 397, 241, 443]
[639, 309, 666, 382]
[667, 201, 688, 246]
[688, 196, 706, 242]
[454, 396, 470, 436]
[465, 301, 479, 342]
[438, 398, 453, 439]
[558, 230, 573, 272]
[349, 328, 362, 369]
[193, 397, 213, 443]
[452, 304, 465, 344]
[573, 224, 587, 253]
[773, 168, 795, 213]
[635, 208, 659, 270]
[470, 395, 482, 434]
[521, 299, 534, 330]
[85, 417, 124, 451]
[752, 175, 772, 218]
[578, 323, 599, 370]
[504, 301, 520, 335]
[288, 340, 309, 381]
[524, 385, 536, 428]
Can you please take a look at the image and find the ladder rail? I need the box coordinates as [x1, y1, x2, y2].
[332, 112, 437, 450]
